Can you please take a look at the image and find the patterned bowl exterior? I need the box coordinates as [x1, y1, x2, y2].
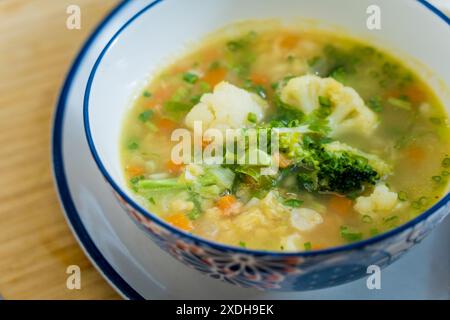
[114, 191, 450, 291]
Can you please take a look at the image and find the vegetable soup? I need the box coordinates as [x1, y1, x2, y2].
[120, 22, 449, 251]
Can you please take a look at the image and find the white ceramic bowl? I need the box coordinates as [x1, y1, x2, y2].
[84, 0, 450, 290]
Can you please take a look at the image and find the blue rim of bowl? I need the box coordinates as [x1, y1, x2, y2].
[84, 0, 450, 258]
[52, 0, 145, 300]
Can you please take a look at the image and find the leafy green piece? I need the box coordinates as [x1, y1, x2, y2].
[142, 90, 152, 98]
[127, 141, 139, 150]
[303, 242, 312, 251]
[138, 178, 187, 191]
[239, 241, 247, 248]
[283, 198, 304, 208]
[138, 110, 154, 122]
[183, 72, 199, 84]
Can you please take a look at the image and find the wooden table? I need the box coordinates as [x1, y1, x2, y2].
[0, 0, 121, 300]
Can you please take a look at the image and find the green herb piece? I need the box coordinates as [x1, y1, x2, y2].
[419, 196, 429, 206]
[362, 215, 373, 224]
[138, 110, 154, 122]
[143, 90, 152, 98]
[442, 157, 450, 168]
[183, 72, 199, 84]
[367, 96, 383, 113]
[239, 241, 247, 248]
[432, 175, 442, 183]
[148, 197, 156, 205]
[340, 226, 363, 242]
[283, 199, 304, 208]
[383, 215, 399, 225]
[304, 242, 312, 251]
[329, 67, 346, 83]
[247, 112, 257, 124]
[127, 141, 139, 150]
[398, 191, 408, 201]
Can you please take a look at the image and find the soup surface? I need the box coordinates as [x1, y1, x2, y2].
[121, 22, 449, 251]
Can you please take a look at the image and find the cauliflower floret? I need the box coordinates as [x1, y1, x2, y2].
[290, 208, 324, 232]
[354, 183, 399, 218]
[280, 75, 378, 136]
[324, 141, 392, 177]
[185, 81, 268, 131]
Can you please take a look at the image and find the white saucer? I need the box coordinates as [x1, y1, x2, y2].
[51, 0, 450, 300]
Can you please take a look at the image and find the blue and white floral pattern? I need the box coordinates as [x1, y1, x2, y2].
[115, 192, 450, 291]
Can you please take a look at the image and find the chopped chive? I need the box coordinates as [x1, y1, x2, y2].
[432, 175, 442, 183]
[239, 241, 247, 248]
[303, 242, 312, 251]
[442, 170, 449, 176]
[183, 72, 199, 84]
[127, 141, 139, 150]
[362, 215, 373, 224]
[247, 112, 257, 124]
[411, 200, 421, 209]
[142, 90, 152, 98]
[383, 215, 399, 224]
[419, 196, 429, 206]
[138, 110, 154, 122]
[148, 197, 156, 205]
[398, 191, 408, 201]
[283, 198, 304, 208]
[442, 157, 450, 168]
[340, 226, 363, 242]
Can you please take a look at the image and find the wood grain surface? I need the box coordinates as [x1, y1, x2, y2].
[0, 0, 121, 300]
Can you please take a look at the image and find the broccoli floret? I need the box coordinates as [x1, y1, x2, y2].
[278, 133, 385, 195]
[309, 149, 379, 194]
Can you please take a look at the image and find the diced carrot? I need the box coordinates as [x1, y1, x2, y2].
[250, 73, 269, 86]
[404, 145, 425, 162]
[166, 160, 184, 174]
[216, 195, 237, 212]
[279, 33, 300, 50]
[328, 195, 353, 216]
[385, 85, 425, 105]
[156, 118, 177, 132]
[404, 84, 426, 104]
[166, 213, 193, 232]
[126, 165, 145, 177]
[202, 67, 227, 87]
